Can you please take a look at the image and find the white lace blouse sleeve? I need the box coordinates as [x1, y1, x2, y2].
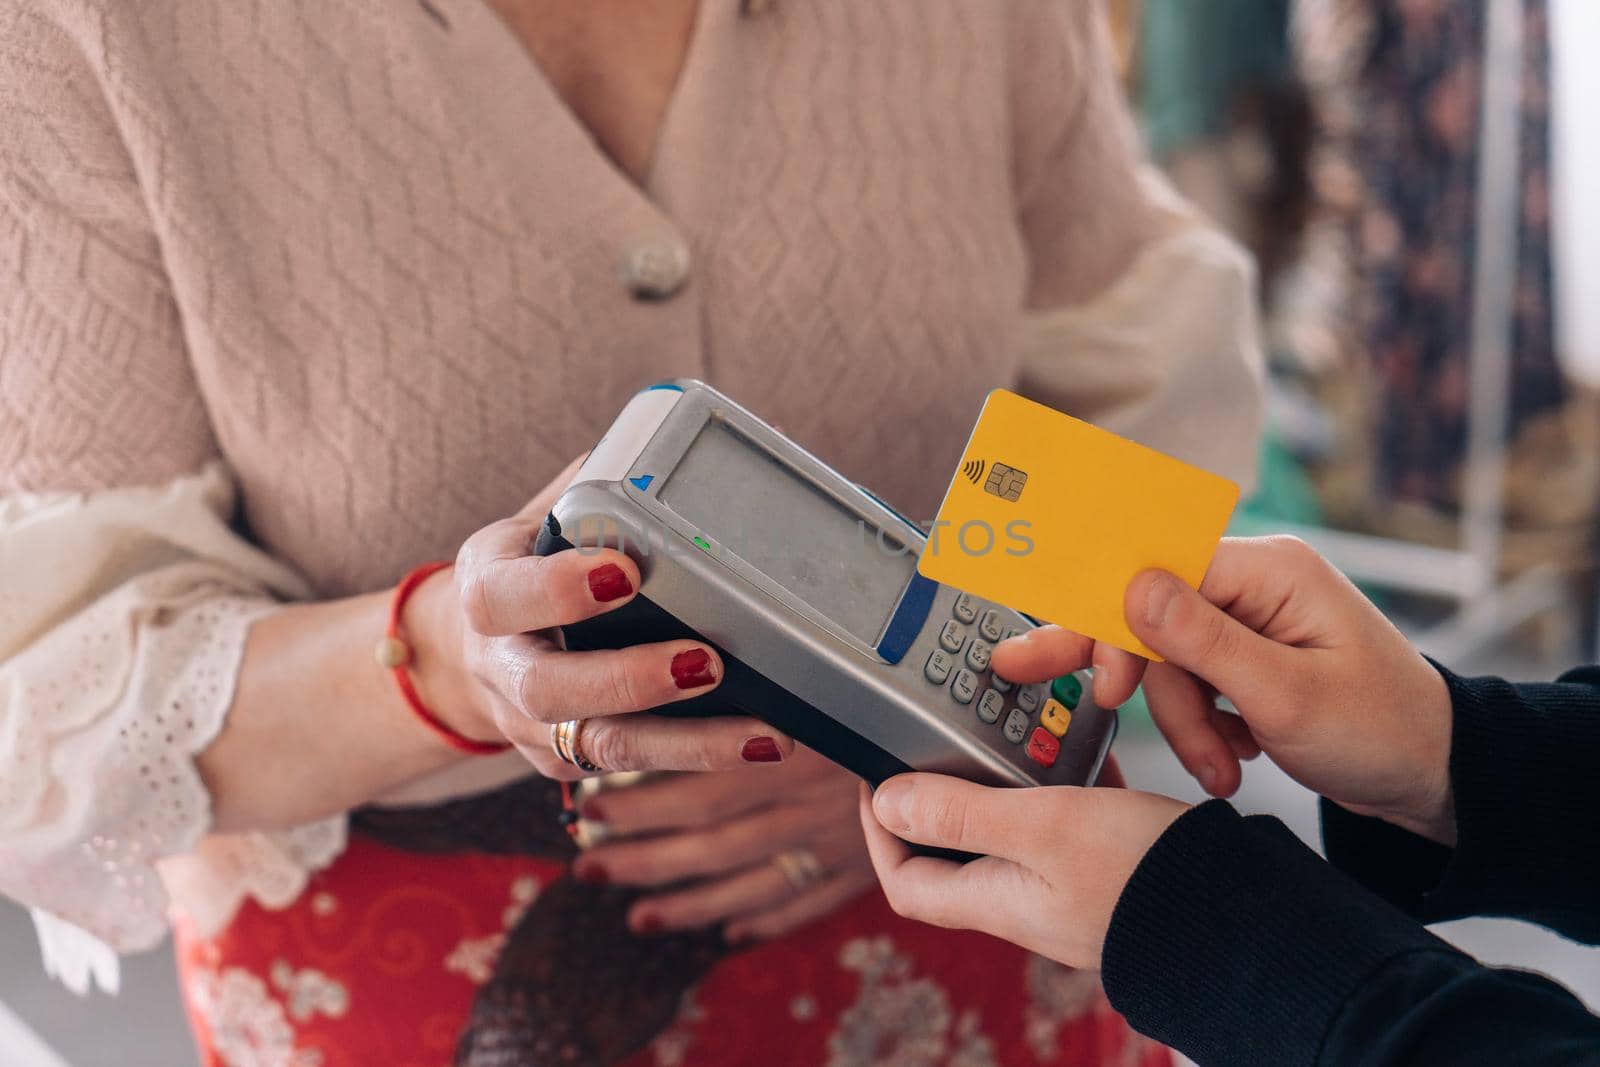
[0, 463, 345, 994]
[1018, 169, 1268, 492]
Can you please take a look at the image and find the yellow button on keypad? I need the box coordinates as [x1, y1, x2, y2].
[1040, 698, 1072, 738]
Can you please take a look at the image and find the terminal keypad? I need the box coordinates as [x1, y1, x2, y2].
[925, 591, 1089, 772]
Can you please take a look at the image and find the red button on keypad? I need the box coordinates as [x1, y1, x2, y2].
[1025, 727, 1060, 768]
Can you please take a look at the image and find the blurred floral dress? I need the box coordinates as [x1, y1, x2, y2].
[174, 835, 1170, 1067]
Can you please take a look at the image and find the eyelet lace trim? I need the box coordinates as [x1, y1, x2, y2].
[1, 564, 344, 992]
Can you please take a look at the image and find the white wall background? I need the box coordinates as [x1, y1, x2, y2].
[1552, 0, 1600, 385]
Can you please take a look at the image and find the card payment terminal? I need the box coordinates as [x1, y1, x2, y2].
[535, 380, 1117, 789]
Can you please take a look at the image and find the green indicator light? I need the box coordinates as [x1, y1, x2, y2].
[692, 536, 712, 551]
[1051, 673, 1083, 710]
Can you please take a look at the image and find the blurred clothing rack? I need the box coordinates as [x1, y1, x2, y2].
[1272, 0, 1569, 662]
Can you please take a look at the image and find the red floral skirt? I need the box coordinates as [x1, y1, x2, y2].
[174, 834, 1170, 1067]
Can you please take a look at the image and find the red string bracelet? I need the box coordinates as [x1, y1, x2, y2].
[559, 780, 581, 842]
[377, 561, 512, 757]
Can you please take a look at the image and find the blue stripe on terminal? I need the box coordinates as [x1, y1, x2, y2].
[877, 571, 939, 665]
[646, 382, 685, 391]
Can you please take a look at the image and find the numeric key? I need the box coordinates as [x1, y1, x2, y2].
[976, 688, 1004, 723]
[939, 620, 967, 653]
[952, 592, 979, 624]
[978, 609, 1004, 643]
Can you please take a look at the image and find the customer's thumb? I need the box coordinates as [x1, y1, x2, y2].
[1126, 570, 1284, 706]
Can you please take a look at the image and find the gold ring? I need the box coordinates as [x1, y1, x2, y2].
[772, 848, 826, 890]
[571, 772, 654, 849]
[550, 719, 602, 773]
[573, 819, 614, 849]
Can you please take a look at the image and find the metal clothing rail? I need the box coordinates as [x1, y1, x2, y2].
[1281, 0, 1566, 663]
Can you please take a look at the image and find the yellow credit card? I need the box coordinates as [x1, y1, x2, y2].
[916, 390, 1239, 660]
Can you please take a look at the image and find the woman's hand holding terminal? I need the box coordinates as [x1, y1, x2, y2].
[412, 456, 795, 779]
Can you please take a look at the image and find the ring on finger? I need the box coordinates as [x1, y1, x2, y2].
[771, 848, 826, 891]
[573, 818, 614, 849]
[551, 718, 603, 773]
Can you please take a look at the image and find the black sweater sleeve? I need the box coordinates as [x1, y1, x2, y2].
[1321, 665, 1600, 943]
[1101, 801, 1600, 1066]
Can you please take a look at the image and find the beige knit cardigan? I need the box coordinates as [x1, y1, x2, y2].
[0, 0, 1263, 987]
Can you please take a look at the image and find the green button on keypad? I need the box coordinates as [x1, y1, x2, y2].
[1051, 673, 1083, 710]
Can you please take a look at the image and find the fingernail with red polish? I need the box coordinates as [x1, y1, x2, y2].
[671, 648, 716, 689]
[574, 863, 609, 886]
[633, 914, 664, 936]
[741, 736, 783, 763]
[588, 563, 634, 603]
[578, 800, 607, 823]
